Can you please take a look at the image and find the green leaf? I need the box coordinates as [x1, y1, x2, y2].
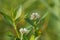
[15, 17, 20, 24]
[6, 31, 14, 37]
[0, 11, 13, 26]
[36, 12, 49, 25]
[23, 35, 28, 40]
[35, 36, 40, 40]
[25, 18, 35, 26]
[40, 12, 49, 20]
[26, 27, 34, 40]
[30, 35, 35, 40]
[15, 5, 22, 20]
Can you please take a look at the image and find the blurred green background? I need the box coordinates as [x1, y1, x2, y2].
[0, 0, 60, 40]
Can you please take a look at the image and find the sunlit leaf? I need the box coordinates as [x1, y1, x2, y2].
[35, 36, 40, 40]
[30, 35, 35, 40]
[15, 5, 22, 20]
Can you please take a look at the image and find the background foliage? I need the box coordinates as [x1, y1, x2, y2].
[0, 0, 60, 40]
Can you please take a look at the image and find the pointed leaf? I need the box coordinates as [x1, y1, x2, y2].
[0, 12, 13, 26]
[15, 5, 22, 20]
[25, 18, 35, 26]
[37, 12, 49, 25]
[40, 12, 48, 20]
[30, 35, 35, 40]
[35, 36, 40, 40]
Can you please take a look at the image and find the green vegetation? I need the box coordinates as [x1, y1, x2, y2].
[0, 0, 60, 40]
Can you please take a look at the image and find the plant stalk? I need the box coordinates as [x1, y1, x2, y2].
[13, 19, 20, 39]
[21, 33, 23, 40]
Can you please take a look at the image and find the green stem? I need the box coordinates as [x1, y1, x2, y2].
[12, 12, 20, 39]
[33, 21, 37, 39]
[21, 33, 23, 40]
[13, 20, 20, 38]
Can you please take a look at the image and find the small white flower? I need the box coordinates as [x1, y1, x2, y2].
[30, 12, 40, 20]
[24, 28, 28, 33]
[19, 28, 28, 34]
[20, 28, 24, 33]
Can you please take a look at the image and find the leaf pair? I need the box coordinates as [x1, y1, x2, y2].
[0, 5, 22, 26]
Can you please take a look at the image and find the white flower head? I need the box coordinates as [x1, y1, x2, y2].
[30, 12, 40, 20]
[19, 28, 28, 34]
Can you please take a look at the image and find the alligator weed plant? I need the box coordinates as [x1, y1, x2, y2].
[0, 0, 60, 40]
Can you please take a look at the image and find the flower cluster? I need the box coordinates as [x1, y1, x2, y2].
[30, 12, 40, 20]
[19, 28, 28, 34]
